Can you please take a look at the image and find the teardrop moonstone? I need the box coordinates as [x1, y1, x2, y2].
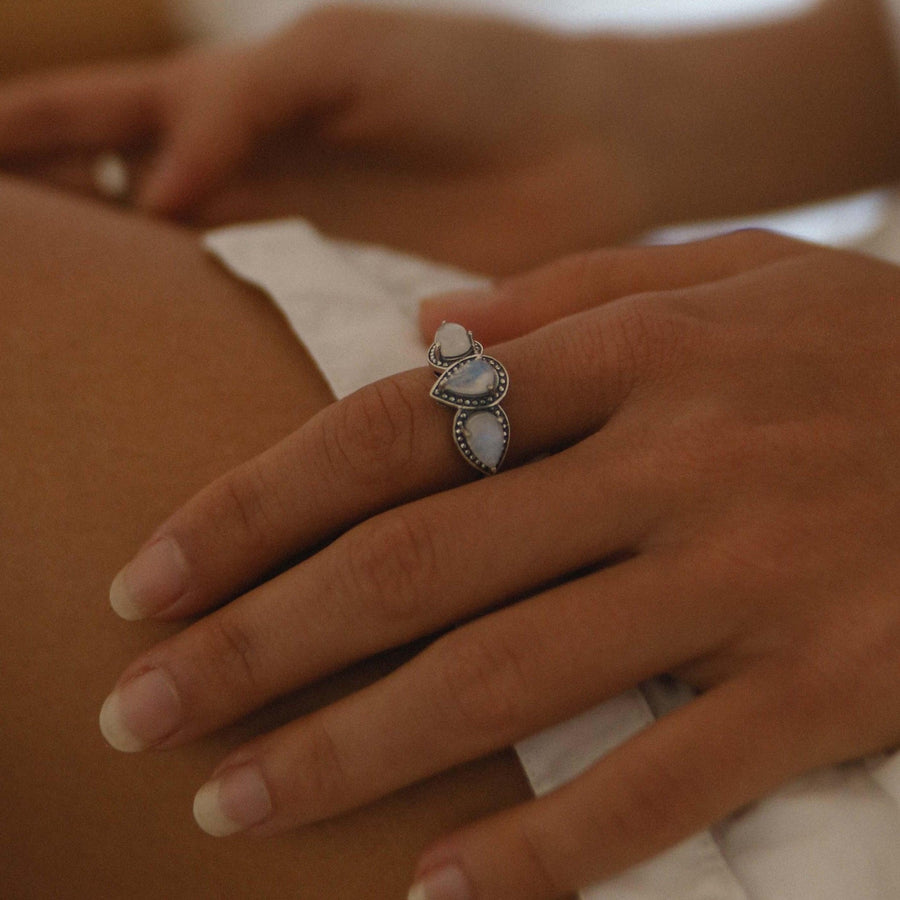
[443, 358, 499, 397]
[435, 322, 473, 359]
[463, 411, 506, 469]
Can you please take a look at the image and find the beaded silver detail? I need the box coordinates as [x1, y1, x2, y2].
[428, 322, 510, 475]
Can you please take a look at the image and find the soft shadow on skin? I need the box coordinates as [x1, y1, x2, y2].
[0, 176, 532, 899]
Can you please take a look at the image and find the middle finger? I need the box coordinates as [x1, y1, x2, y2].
[109, 304, 647, 623]
[193, 546, 711, 837]
[99, 429, 657, 753]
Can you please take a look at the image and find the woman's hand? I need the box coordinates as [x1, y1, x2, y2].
[1, 1, 898, 276]
[97, 229, 900, 899]
[0, 6, 654, 274]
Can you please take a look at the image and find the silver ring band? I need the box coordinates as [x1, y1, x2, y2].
[428, 322, 510, 475]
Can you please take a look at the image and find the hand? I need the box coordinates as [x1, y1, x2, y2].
[2, 1, 898, 277]
[97, 229, 900, 898]
[0, 6, 654, 275]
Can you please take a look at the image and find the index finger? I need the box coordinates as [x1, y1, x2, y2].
[107, 306, 642, 622]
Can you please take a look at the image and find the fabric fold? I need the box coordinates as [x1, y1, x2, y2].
[205, 217, 900, 900]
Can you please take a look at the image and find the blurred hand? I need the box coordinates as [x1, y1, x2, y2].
[0, 6, 654, 274]
[3, 1, 897, 276]
[98, 230, 900, 898]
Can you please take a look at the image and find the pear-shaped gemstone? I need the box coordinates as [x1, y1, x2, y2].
[432, 355, 509, 411]
[435, 322, 473, 359]
[443, 358, 499, 397]
[462, 411, 507, 471]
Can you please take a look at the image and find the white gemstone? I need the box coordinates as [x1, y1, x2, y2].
[436, 322, 473, 359]
[92, 153, 130, 199]
[444, 358, 498, 397]
[463, 412, 506, 469]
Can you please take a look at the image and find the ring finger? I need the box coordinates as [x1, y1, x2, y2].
[188, 545, 715, 838]
[98, 425, 660, 753]
[107, 302, 646, 625]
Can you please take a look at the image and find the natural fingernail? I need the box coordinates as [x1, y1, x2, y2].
[99, 668, 182, 752]
[193, 763, 273, 837]
[109, 537, 188, 620]
[407, 865, 473, 900]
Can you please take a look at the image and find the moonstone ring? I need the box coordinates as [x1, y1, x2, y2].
[428, 322, 510, 475]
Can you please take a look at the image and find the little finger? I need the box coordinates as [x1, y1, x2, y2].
[420, 229, 809, 343]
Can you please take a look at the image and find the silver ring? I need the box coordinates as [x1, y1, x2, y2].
[91, 152, 131, 202]
[428, 322, 510, 476]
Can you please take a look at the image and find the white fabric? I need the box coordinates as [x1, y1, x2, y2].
[205, 219, 900, 899]
[171, 0, 819, 40]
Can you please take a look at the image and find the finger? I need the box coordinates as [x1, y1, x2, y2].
[5, 150, 153, 202]
[139, 16, 360, 214]
[410, 666, 828, 900]
[419, 229, 809, 343]
[108, 304, 648, 622]
[138, 76, 260, 214]
[98, 432, 659, 751]
[0, 64, 164, 157]
[179, 550, 729, 838]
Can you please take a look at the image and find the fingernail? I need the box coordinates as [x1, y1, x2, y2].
[193, 763, 273, 837]
[109, 537, 188, 620]
[408, 865, 473, 900]
[99, 668, 182, 752]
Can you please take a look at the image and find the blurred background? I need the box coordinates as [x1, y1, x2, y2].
[168, 0, 817, 38]
[0, 0, 886, 247]
[1, 0, 820, 77]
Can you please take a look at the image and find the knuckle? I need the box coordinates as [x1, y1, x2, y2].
[435, 629, 530, 740]
[603, 758, 703, 852]
[198, 612, 264, 699]
[619, 295, 706, 386]
[214, 461, 284, 549]
[321, 379, 418, 484]
[573, 300, 677, 389]
[515, 819, 569, 897]
[296, 718, 353, 814]
[541, 310, 629, 407]
[612, 302, 665, 374]
[342, 509, 436, 627]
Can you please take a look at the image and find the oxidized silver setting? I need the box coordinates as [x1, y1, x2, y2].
[431, 356, 509, 410]
[428, 331, 483, 371]
[428, 322, 510, 475]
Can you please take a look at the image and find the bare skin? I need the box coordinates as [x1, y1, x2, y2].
[2, 4, 900, 898]
[0, 177, 533, 899]
[0, 1, 898, 275]
[97, 229, 900, 900]
[0, 0, 174, 78]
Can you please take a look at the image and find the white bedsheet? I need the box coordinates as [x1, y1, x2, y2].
[205, 219, 900, 899]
